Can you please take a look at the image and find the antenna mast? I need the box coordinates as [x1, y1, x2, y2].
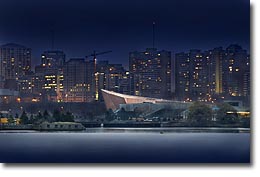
[153, 21, 155, 49]
[51, 29, 54, 50]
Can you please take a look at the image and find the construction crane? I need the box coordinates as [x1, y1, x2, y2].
[86, 50, 112, 101]
[86, 50, 112, 59]
[86, 50, 112, 74]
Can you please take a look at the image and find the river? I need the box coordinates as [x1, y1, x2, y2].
[0, 128, 250, 163]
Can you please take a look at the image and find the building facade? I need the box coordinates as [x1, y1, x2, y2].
[174, 52, 190, 100]
[222, 44, 249, 97]
[63, 58, 92, 102]
[31, 50, 66, 102]
[129, 48, 172, 99]
[175, 44, 250, 102]
[0, 43, 31, 90]
[41, 50, 65, 69]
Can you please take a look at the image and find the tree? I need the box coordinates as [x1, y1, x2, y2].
[20, 111, 29, 124]
[52, 109, 61, 122]
[8, 115, 15, 124]
[187, 102, 212, 122]
[216, 103, 238, 123]
[43, 110, 54, 122]
[14, 113, 19, 124]
[116, 108, 129, 120]
[63, 112, 75, 122]
[43, 110, 49, 119]
[36, 112, 43, 119]
[105, 109, 116, 122]
[30, 112, 46, 125]
[29, 114, 34, 124]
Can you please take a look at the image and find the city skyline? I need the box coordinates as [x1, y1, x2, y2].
[0, 0, 251, 164]
[0, 42, 250, 70]
[0, 0, 250, 67]
[0, 42, 250, 104]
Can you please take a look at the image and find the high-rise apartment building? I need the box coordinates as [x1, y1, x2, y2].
[243, 55, 250, 97]
[174, 52, 190, 100]
[175, 44, 250, 102]
[34, 50, 66, 102]
[205, 47, 225, 96]
[175, 50, 208, 101]
[63, 58, 93, 102]
[0, 43, 31, 90]
[129, 48, 172, 99]
[222, 44, 248, 97]
[95, 61, 133, 100]
[189, 49, 208, 101]
[41, 50, 65, 69]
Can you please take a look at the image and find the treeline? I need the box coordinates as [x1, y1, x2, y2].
[185, 102, 250, 127]
[103, 102, 249, 127]
[0, 109, 75, 125]
[0, 102, 106, 118]
[187, 102, 245, 123]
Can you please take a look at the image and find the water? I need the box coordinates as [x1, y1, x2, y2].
[0, 128, 250, 163]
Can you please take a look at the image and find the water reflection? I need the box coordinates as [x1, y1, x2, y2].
[0, 131, 250, 163]
[0, 127, 250, 134]
[84, 127, 250, 133]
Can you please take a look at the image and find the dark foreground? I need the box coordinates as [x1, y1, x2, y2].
[0, 128, 250, 163]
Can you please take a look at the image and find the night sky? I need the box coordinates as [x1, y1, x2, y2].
[0, 0, 250, 68]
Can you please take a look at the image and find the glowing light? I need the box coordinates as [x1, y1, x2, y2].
[16, 98, 21, 103]
[32, 98, 38, 102]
